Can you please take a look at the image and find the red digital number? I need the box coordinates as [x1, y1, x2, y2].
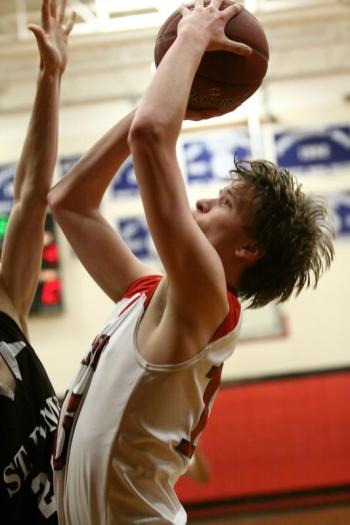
[43, 243, 59, 264]
[41, 279, 61, 305]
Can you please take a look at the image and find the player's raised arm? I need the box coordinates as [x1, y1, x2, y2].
[48, 110, 155, 303]
[0, 0, 75, 335]
[128, 2, 251, 346]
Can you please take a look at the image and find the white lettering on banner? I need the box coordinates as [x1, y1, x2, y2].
[122, 221, 149, 255]
[113, 158, 137, 194]
[0, 165, 15, 202]
[183, 133, 251, 184]
[330, 129, 350, 149]
[185, 143, 211, 181]
[118, 217, 158, 261]
[329, 193, 350, 236]
[297, 143, 331, 161]
[275, 126, 350, 170]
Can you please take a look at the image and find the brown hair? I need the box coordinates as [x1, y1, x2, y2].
[231, 159, 335, 308]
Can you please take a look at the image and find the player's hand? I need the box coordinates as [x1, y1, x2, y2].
[178, 0, 252, 56]
[28, 0, 76, 76]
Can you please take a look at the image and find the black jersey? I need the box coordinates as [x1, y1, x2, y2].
[0, 312, 59, 525]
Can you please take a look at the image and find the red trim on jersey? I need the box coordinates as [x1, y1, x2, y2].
[119, 295, 142, 316]
[124, 274, 163, 309]
[210, 290, 241, 343]
[123, 275, 240, 339]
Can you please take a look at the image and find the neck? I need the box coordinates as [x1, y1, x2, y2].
[224, 261, 246, 292]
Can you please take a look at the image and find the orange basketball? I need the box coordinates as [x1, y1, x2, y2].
[154, 2, 269, 115]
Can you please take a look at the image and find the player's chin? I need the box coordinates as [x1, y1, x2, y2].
[192, 211, 207, 232]
[192, 210, 202, 226]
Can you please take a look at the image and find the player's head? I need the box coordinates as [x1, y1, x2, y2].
[230, 159, 334, 307]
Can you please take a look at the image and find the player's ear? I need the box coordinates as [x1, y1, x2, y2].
[235, 243, 264, 262]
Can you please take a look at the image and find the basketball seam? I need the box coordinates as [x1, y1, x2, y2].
[194, 73, 261, 88]
[194, 46, 268, 86]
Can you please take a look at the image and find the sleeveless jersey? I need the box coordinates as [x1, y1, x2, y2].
[53, 275, 241, 525]
[0, 312, 59, 525]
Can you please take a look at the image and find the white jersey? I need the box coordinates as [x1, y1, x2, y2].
[53, 275, 241, 525]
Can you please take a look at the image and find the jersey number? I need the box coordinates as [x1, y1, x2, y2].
[176, 364, 223, 459]
[53, 334, 110, 470]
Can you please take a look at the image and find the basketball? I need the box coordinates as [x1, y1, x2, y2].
[154, 2, 269, 115]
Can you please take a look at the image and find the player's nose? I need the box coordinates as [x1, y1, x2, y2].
[196, 199, 215, 213]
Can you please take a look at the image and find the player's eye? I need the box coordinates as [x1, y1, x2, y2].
[224, 198, 232, 209]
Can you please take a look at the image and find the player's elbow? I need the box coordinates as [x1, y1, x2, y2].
[47, 185, 68, 216]
[18, 183, 49, 210]
[128, 113, 167, 151]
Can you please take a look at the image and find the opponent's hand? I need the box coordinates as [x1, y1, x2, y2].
[28, 0, 76, 75]
[178, 0, 252, 56]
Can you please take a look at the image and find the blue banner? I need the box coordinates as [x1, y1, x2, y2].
[275, 126, 350, 172]
[59, 155, 81, 177]
[182, 131, 251, 184]
[112, 157, 138, 196]
[118, 217, 157, 260]
[116, 191, 350, 264]
[0, 163, 15, 212]
[329, 192, 350, 237]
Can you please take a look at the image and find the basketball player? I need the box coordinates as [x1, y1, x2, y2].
[0, 1, 75, 523]
[49, 1, 334, 523]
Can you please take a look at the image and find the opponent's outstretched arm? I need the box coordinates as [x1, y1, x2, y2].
[0, 0, 75, 335]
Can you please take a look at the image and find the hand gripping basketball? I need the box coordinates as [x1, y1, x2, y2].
[154, 0, 269, 116]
